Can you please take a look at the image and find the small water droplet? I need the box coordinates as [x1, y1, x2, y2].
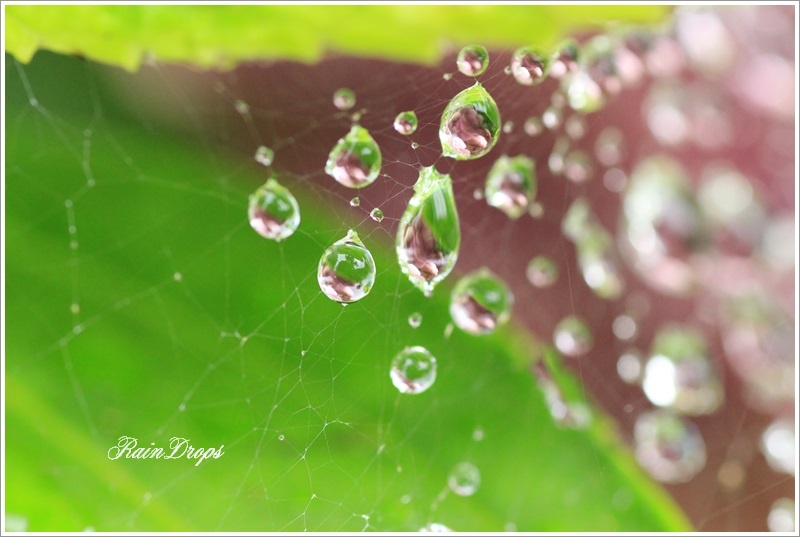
[564, 115, 587, 141]
[394, 111, 418, 135]
[411, 141, 420, 149]
[563, 150, 594, 183]
[448, 462, 481, 496]
[472, 188, 484, 200]
[550, 39, 581, 79]
[472, 426, 484, 441]
[420, 523, 453, 533]
[178, 403, 186, 412]
[617, 350, 643, 384]
[510, 46, 550, 85]
[350, 197, 360, 207]
[248, 178, 301, 241]
[333, 88, 356, 110]
[442, 72, 453, 81]
[408, 312, 422, 328]
[717, 459, 745, 492]
[484, 155, 536, 219]
[278, 434, 285, 441]
[564, 70, 605, 113]
[761, 418, 795, 476]
[450, 268, 513, 335]
[768, 498, 796, 532]
[390, 346, 437, 394]
[574, 227, 625, 299]
[172, 272, 183, 282]
[554, 316, 593, 357]
[440, 83, 501, 160]
[397, 166, 460, 295]
[603, 168, 628, 192]
[502, 120, 514, 134]
[526, 256, 558, 288]
[70, 303, 80, 314]
[523, 116, 544, 136]
[254, 146, 274, 166]
[444, 323, 454, 339]
[325, 125, 382, 188]
[370, 208, 384, 222]
[528, 201, 544, 219]
[595, 127, 624, 166]
[634, 409, 706, 483]
[456, 44, 490, 76]
[542, 106, 563, 130]
[318, 230, 376, 304]
[612, 315, 637, 341]
[234, 99, 249, 114]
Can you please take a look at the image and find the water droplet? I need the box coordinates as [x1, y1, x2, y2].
[768, 498, 796, 532]
[278, 434, 285, 441]
[523, 116, 544, 136]
[442, 72, 453, 81]
[411, 141, 420, 149]
[408, 312, 422, 328]
[564, 115, 587, 140]
[450, 268, 513, 335]
[172, 272, 183, 282]
[697, 163, 755, 227]
[595, 127, 624, 166]
[394, 111, 418, 135]
[254, 145, 274, 166]
[502, 120, 514, 134]
[642, 326, 723, 416]
[534, 359, 592, 429]
[554, 316, 593, 357]
[565, 71, 605, 113]
[617, 350, 643, 384]
[717, 459, 745, 492]
[397, 166, 460, 295]
[456, 44, 489, 76]
[542, 106, 563, 130]
[563, 151, 594, 183]
[574, 227, 625, 300]
[178, 403, 186, 412]
[484, 155, 536, 219]
[390, 346, 437, 394]
[472, 426, 484, 441]
[472, 188, 484, 200]
[333, 88, 356, 110]
[526, 256, 558, 288]
[550, 39, 581, 79]
[674, 8, 735, 78]
[440, 83, 501, 160]
[528, 202, 544, 219]
[420, 523, 453, 533]
[612, 315, 637, 341]
[248, 178, 301, 241]
[317, 230, 376, 304]
[510, 46, 550, 85]
[761, 418, 795, 476]
[634, 410, 706, 483]
[370, 208, 384, 222]
[234, 99, 249, 114]
[70, 303, 80, 314]
[448, 462, 481, 496]
[325, 125, 382, 188]
[349, 197, 360, 207]
[603, 168, 628, 192]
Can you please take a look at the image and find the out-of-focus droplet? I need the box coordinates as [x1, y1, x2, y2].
[534, 359, 592, 429]
[760, 214, 795, 271]
[528, 201, 544, 219]
[554, 315, 593, 357]
[617, 350, 643, 384]
[390, 346, 437, 394]
[510, 46, 550, 85]
[448, 462, 481, 496]
[595, 127, 624, 166]
[408, 312, 422, 328]
[576, 228, 625, 299]
[248, 178, 301, 241]
[333, 88, 356, 110]
[502, 120, 514, 134]
[564, 115, 587, 140]
[526, 256, 559, 288]
[420, 523, 453, 533]
[457, 45, 490, 77]
[642, 326, 723, 416]
[761, 418, 796, 476]
[440, 83, 501, 160]
[317, 230, 376, 304]
[634, 409, 707, 484]
[768, 498, 796, 532]
[542, 106, 563, 130]
[564, 150, 594, 183]
[397, 166, 460, 296]
[550, 39, 581, 79]
[234, 99, 250, 115]
[565, 70, 605, 113]
[254, 145, 274, 166]
[484, 155, 536, 219]
[613, 315, 638, 341]
[548, 137, 570, 175]
[698, 163, 758, 235]
[523, 116, 544, 136]
[325, 125, 382, 188]
[370, 208, 384, 222]
[450, 268, 513, 335]
[674, 7, 736, 78]
[603, 168, 628, 192]
[394, 111, 419, 135]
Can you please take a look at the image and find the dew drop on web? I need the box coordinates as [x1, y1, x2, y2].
[448, 461, 481, 496]
[439, 83, 501, 160]
[325, 125, 382, 188]
[254, 145, 274, 166]
[408, 312, 422, 328]
[332, 87, 356, 110]
[394, 110, 418, 135]
[247, 177, 301, 241]
[456, 44, 490, 77]
[526, 255, 558, 288]
[390, 346, 437, 395]
[510, 46, 550, 86]
[449, 268, 513, 335]
[634, 409, 707, 484]
[369, 208, 384, 222]
[553, 315, 593, 357]
[484, 155, 536, 220]
[317, 230, 376, 304]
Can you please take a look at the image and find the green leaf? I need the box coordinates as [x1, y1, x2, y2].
[4, 51, 691, 532]
[5, 5, 670, 71]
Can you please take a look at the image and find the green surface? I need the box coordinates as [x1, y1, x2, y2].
[6, 5, 670, 71]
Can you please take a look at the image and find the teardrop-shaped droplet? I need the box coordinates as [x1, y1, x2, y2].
[484, 155, 536, 219]
[526, 256, 558, 288]
[634, 409, 707, 484]
[248, 178, 301, 241]
[254, 145, 274, 166]
[510, 46, 550, 85]
[642, 326, 724, 416]
[457, 45, 490, 76]
[317, 230, 376, 304]
[554, 315, 593, 357]
[394, 110, 418, 135]
[397, 166, 461, 296]
[408, 312, 422, 328]
[550, 39, 581, 79]
[325, 125, 382, 188]
[439, 83, 501, 160]
[534, 359, 592, 429]
[390, 346, 437, 394]
[349, 197, 360, 207]
[450, 268, 513, 335]
[448, 462, 481, 496]
[370, 208, 384, 222]
[333, 88, 356, 110]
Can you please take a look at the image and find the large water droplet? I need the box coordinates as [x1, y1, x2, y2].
[526, 256, 559, 288]
[397, 166, 460, 296]
[448, 462, 481, 496]
[390, 346, 437, 394]
[760, 418, 795, 476]
[440, 83, 501, 160]
[554, 315, 593, 357]
[325, 125, 382, 188]
[634, 410, 707, 484]
[450, 268, 513, 335]
[254, 145, 274, 166]
[317, 230, 376, 304]
[642, 326, 723, 415]
[484, 155, 536, 219]
[510, 46, 550, 85]
[550, 39, 581, 79]
[333, 88, 356, 110]
[394, 111, 418, 135]
[457, 45, 489, 76]
[248, 178, 301, 241]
